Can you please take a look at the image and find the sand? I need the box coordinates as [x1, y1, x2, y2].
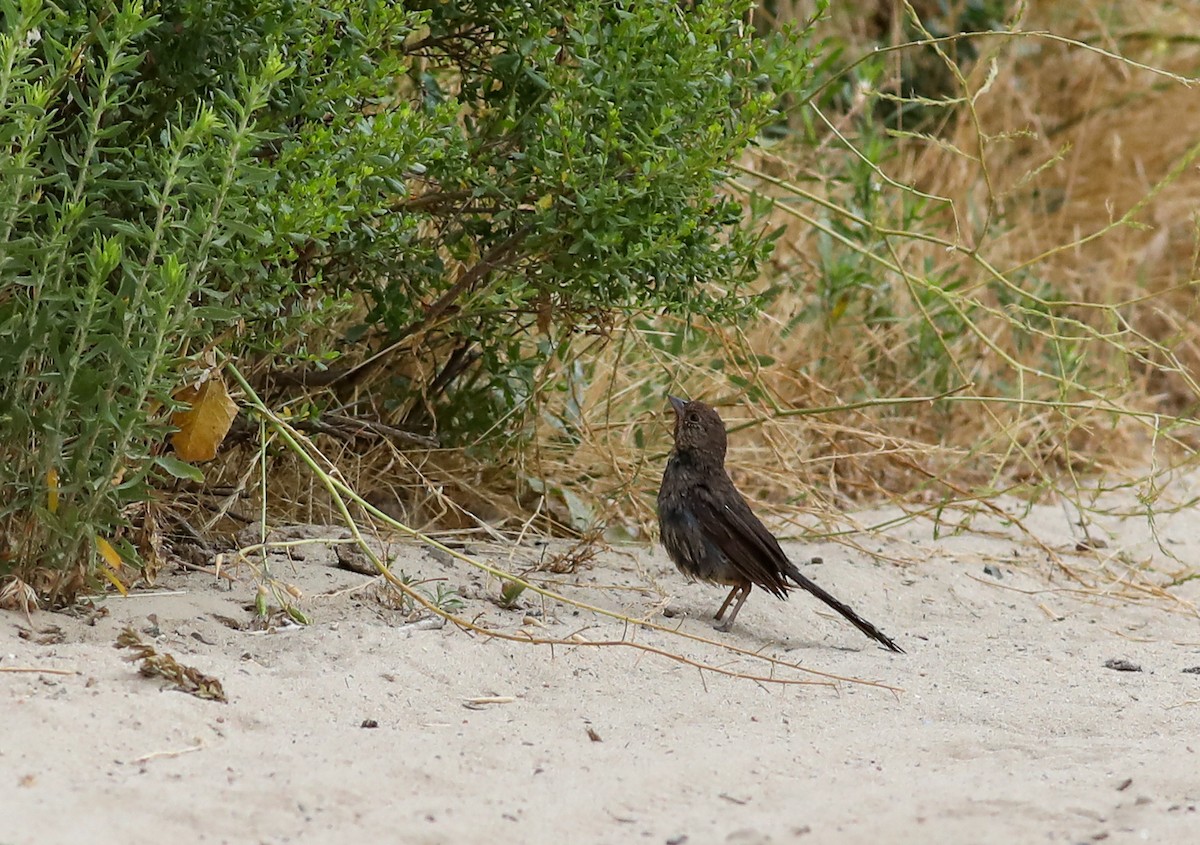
[3, 491, 1199, 844]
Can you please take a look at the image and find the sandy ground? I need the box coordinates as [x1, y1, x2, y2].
[4, 491, 1200, 845]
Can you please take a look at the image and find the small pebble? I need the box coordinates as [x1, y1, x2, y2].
[1103, 658, 1141, 672]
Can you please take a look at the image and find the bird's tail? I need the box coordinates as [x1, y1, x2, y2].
[785, 564, 904, 653]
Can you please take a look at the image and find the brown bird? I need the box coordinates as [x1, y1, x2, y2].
[657, 396, 903, 653]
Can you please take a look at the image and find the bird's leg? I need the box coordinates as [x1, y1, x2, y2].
[714, 584, 742, 622]
[714, 583, 752, 632]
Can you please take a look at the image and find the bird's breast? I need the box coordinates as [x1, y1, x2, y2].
[657, 496, 738, 586]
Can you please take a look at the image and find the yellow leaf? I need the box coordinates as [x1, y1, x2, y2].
[830, 297, 848, 324]
[171, 374, 239, 462]
[95, 536, 129, 596]
[100, 566, 129, 596]
[47, 468, 59, 514]
[96, 535, 122, 568]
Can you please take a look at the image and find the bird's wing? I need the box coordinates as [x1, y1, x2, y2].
[688, 479, 792, 598]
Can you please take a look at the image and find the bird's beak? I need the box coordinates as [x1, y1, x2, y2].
[667, 395, 687, 418]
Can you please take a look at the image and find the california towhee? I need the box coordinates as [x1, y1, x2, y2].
[657, 396, 903, 652]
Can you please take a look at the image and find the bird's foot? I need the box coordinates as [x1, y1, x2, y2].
[713, 618, 734, 633]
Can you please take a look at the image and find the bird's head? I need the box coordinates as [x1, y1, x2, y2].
[667, 396, 727, 462]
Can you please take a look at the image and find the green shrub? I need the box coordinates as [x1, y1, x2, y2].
[0, 0, 799, 596]
[266, 0, 801, 439]
[0, 0, 292, 598]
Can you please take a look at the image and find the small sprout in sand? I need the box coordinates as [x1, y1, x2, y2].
[251, 584, 309, 627]
[379, 572, 464, 616]
[284, 605, 310, 625]
[115, 627, 227, 702]
[376, 569, 422, 614]
[254, 586, 270, 618]
[498, 579, 527, 609]
[430, 583, 465, 613]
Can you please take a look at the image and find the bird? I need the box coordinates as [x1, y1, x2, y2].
[657, 395, 904, 653]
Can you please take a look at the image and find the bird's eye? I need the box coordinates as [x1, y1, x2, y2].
[687, 412, 700, 424]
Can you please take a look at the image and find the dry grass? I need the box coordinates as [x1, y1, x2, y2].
[193, 3, 1200, 598]
[502, 3, 1200, 550]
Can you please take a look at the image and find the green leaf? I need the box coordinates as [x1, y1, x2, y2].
[155, 455, 204, 483]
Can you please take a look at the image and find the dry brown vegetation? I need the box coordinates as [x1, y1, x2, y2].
[200, 3, 1200, 581]
[469, 4, 1200, 542]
